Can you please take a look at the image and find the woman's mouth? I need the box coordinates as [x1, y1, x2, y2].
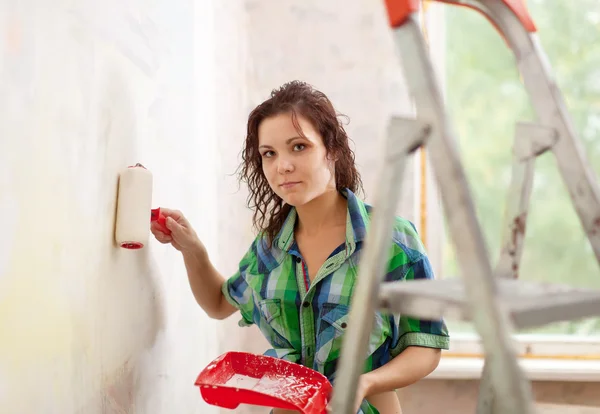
[281, 181, 301, 189]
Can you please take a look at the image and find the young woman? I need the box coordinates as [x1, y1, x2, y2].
[151, 81, 449, 414]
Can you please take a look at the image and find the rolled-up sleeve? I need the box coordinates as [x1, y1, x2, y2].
[386, 248, 450, 357]
[221, 242, 258, 327]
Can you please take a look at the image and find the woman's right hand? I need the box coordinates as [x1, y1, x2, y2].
[150, 208, 203, 254]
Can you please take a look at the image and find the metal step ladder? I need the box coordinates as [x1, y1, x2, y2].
[329, 1, 600, 413]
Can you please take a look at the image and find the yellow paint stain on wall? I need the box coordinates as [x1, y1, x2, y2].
[0, 126, 88, 408]
[1, 177, 69, 356]
[0, 275, 73, 364]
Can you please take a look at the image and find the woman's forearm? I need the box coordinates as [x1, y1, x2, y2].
[364, 346, 442, 396]
[182, 242, 237, 319]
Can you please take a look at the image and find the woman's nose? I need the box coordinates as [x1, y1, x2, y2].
[277, 157, 294, 174]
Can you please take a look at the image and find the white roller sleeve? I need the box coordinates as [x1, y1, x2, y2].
[115, 165, 153, 249]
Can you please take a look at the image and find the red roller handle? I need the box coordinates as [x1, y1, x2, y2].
[151, 208, 172, 235]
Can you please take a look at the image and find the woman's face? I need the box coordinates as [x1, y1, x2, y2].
[257, 111, 336, 207]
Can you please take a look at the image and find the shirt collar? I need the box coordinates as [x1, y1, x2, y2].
[273, 188, 371, 254]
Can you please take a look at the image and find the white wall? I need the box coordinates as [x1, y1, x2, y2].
[243, 0, 416, 202]
[0, 1, 220, 413]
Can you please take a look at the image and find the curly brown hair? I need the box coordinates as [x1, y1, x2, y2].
[237, 80, 363, 245]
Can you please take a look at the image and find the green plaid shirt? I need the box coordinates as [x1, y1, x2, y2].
[222, 189, 449, 413]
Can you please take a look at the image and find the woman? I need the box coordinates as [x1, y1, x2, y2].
[151, 80, 449, 414]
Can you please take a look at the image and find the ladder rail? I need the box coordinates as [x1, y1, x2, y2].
[496, 122, 557, 280]
[478, 122, 557, 412]
[512, 18, 600, 265]
[393, 15, 533, 413]
[328, 118, 430, 414]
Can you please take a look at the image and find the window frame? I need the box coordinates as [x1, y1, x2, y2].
[427, 333, 600, 381]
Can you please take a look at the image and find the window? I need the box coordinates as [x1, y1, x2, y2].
[416, 0, 600, 378]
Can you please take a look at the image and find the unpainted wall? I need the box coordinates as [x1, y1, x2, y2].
[0, 1, 220, 412]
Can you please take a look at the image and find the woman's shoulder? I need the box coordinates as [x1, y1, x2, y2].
[389, 215, 428, 262]
[360, 198, 427, 261]
[237, 231, 285, 275]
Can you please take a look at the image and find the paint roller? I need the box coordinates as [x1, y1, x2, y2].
[115, 163, 171, 249]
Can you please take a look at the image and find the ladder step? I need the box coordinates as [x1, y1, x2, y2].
[378, 279, 600, 329]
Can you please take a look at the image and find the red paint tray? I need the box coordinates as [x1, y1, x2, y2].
[195, 351, 331, 413]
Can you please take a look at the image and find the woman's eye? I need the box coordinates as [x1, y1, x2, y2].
[262, 151, 275, 158]
[293, 144, 305, 151]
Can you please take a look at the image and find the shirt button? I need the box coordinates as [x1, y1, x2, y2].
[295, 256, 302, 263]
[341, 322, 348, 329]
[302, 302, 310, 308]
